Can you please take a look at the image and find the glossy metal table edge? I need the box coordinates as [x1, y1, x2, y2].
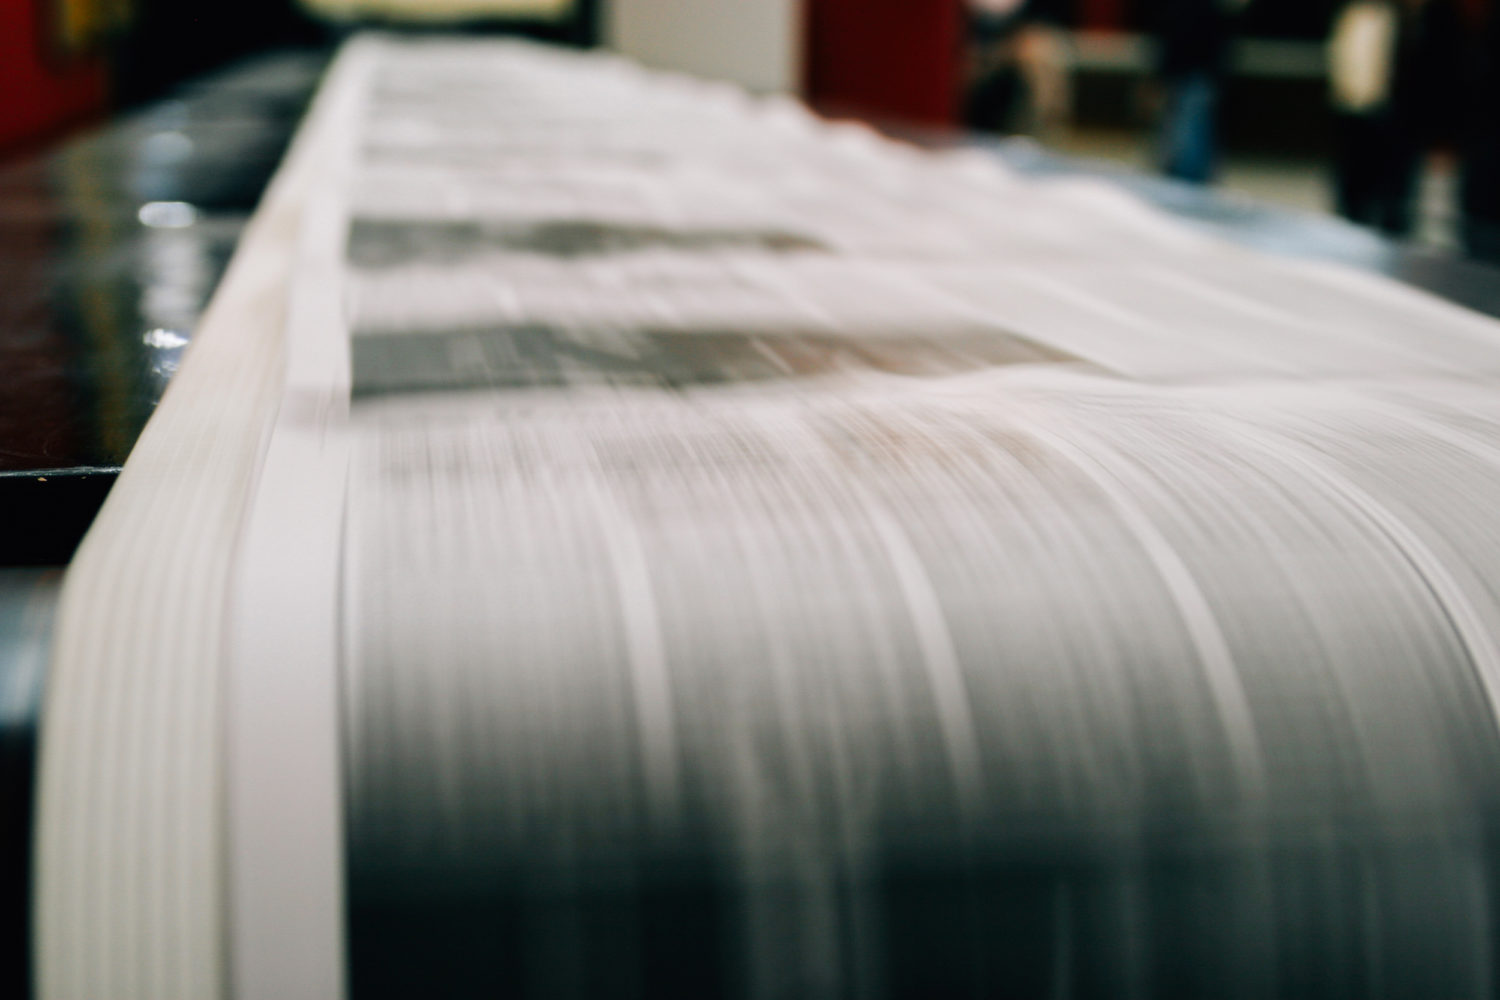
[0, 50, 331, 565]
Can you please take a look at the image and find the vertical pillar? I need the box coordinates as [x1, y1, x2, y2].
[803, 0, 964, 126]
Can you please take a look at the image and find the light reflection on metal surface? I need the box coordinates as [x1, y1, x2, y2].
[0, 571, 56, 728]
[137, 200, 198, 229]
[140, 130, 197, 166]
[142, 328, 190, 349]
[0, 569, 57, 1000]
[140, 226, 213, 331]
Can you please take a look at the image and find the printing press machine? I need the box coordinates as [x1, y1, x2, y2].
[8, 42, 1500, 1000]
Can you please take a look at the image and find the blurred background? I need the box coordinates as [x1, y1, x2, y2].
[1, 0, 1497, 254]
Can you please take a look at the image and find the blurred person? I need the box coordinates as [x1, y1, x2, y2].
[964, 0, 1073, 137]
[1149, 0, 1247, 184]
[1461, 0, 1500, 261]
[1327, 0, 1466, 237]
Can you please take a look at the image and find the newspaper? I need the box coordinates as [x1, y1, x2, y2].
[35, 34, 1500, 1000]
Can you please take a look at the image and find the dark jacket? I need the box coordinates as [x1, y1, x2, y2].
[1392, 0, 1467, 144]
[1462, 1, 1500, 258]
[1151, 0, 1236, 79]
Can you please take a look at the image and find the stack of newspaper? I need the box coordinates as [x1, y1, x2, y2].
[35, 36, 1500, 1000]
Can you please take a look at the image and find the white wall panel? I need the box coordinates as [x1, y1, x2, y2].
[604, 0, 802, 94]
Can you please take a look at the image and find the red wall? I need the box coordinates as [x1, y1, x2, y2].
[804, 0, 964, 127]
[0, 0, 108, 153]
